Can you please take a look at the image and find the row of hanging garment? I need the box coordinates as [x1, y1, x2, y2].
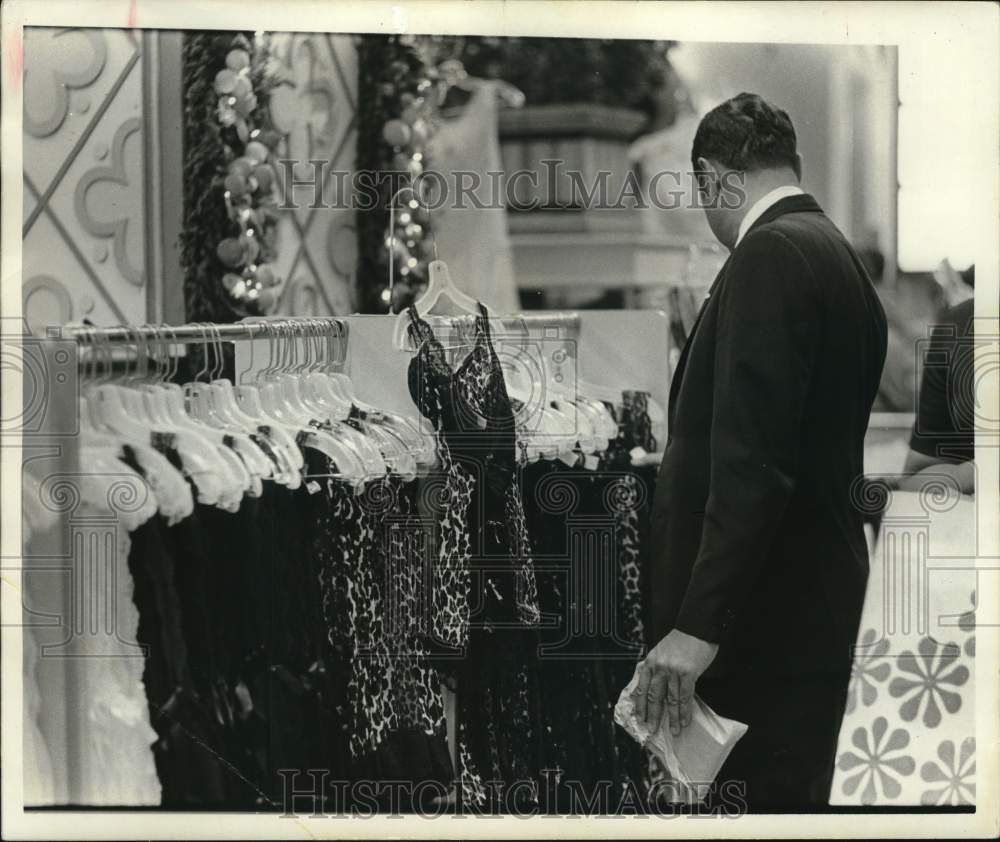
[393, 260, 667, 810]
[31, 319, 452, 809]
[25, 294, 667, 810]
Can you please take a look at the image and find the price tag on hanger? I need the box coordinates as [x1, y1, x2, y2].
[558, 451, 579, 468]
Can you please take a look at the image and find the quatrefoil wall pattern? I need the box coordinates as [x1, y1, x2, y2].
[22, 27, 149, 333]
[74, 117, 145, 287]
[266, 32, 359, 317]
[22, 28, 361, 332]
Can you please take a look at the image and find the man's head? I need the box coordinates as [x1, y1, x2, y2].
[691, 92, 803, 248]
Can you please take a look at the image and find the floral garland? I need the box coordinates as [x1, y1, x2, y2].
[355, 35, 438, 314]
[211, 34, 284, 315]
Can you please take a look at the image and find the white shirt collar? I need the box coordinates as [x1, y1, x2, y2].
[735, 185, 804, 247]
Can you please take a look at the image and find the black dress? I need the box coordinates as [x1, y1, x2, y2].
[406, 302, 543, 810]
[520, 391, 654, 811]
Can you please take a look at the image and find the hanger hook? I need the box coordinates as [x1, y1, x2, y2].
[339, 319, 349, 368]
[263, 320, 275, 381]
[167, 324, 180, 384]
[238, 321, 256, 385]
[312, 319, 321, 373]
[208, 323, 220, 381]
[147, 324, 162, 384]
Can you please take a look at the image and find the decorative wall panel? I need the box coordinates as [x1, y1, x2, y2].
[22, 27, 185, 334]
[267, 33, 358, 317]
[22, 27, 145, 333]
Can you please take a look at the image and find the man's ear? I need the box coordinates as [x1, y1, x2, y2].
[695, 156, 715, 178]
[793, 152, 803, 182]
[695, 156, 718, 199]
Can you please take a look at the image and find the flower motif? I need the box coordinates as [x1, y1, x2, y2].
[837, 716, 915, 804]
[847, 628, 892, 713]
[889, 636, 969, 727]
[958, 590, 976, 657]
[920, 738, 975, 805]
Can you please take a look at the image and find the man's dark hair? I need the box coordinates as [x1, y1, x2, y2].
[691, 92, 800, 178]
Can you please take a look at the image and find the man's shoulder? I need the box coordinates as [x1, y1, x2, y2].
[750, 206, 838, 243]
[738, 209, 850, 274]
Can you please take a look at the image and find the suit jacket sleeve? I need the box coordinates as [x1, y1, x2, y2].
[673, 229, 821, 643]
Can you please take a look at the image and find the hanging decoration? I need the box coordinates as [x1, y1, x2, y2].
[182, 31, 284, 328]
[212, 34, 285, 314]
[355, 34, 439, 314]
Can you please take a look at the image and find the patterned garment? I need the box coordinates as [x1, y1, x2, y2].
[312, 460, 451, 794]
[599, 393, 662, 805]
[406, 302, 543, 809]
[601, 391, 657, 649]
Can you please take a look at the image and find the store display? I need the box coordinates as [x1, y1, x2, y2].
[25, 310, 669, 811]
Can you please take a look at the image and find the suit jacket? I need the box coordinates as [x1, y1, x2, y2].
[647, 193, 888, 678]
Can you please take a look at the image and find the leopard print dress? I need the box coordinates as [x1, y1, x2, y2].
[312, 459, 452, 798]
[406, 303, 542, 810]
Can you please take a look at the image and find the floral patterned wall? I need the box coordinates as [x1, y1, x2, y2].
[831, 491, 977, 806]
[21, 27, 182, 334]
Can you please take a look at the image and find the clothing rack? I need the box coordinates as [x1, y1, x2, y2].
[57, 314, 579, 346]
[23, 307, 670, 806]
[60, 316, 349, 345]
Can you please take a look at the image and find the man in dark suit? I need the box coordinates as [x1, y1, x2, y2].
[635, 93, 888, 809]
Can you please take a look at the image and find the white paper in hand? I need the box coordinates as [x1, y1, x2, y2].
[614, 665, 748, 802]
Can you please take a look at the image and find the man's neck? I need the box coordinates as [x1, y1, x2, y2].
[737, 172, 801, 222]
[727, 171, 802, 248]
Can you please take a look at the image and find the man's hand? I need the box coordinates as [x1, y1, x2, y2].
[635, 629, 719, 736]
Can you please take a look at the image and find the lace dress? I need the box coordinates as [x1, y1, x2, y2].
[22, 468, 60, 806]
[406, 302, 542, 809]
[69, 462, 163, 806]
[516, 392, 656, 809]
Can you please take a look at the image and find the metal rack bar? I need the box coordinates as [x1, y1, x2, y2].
[419, 311, 581, 331]
[58, 312, 580, 346]
[59, 317, 349, 345]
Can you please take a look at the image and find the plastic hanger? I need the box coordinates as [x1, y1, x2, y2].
[392, 259, 481, 350]
[292, 320, 387, 479]
[84, 330, 220, 479]
[247, 319, 367, 486]
[193, 325, 272, 492]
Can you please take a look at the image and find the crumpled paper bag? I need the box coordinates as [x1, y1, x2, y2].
[614, 665, 748, 802]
